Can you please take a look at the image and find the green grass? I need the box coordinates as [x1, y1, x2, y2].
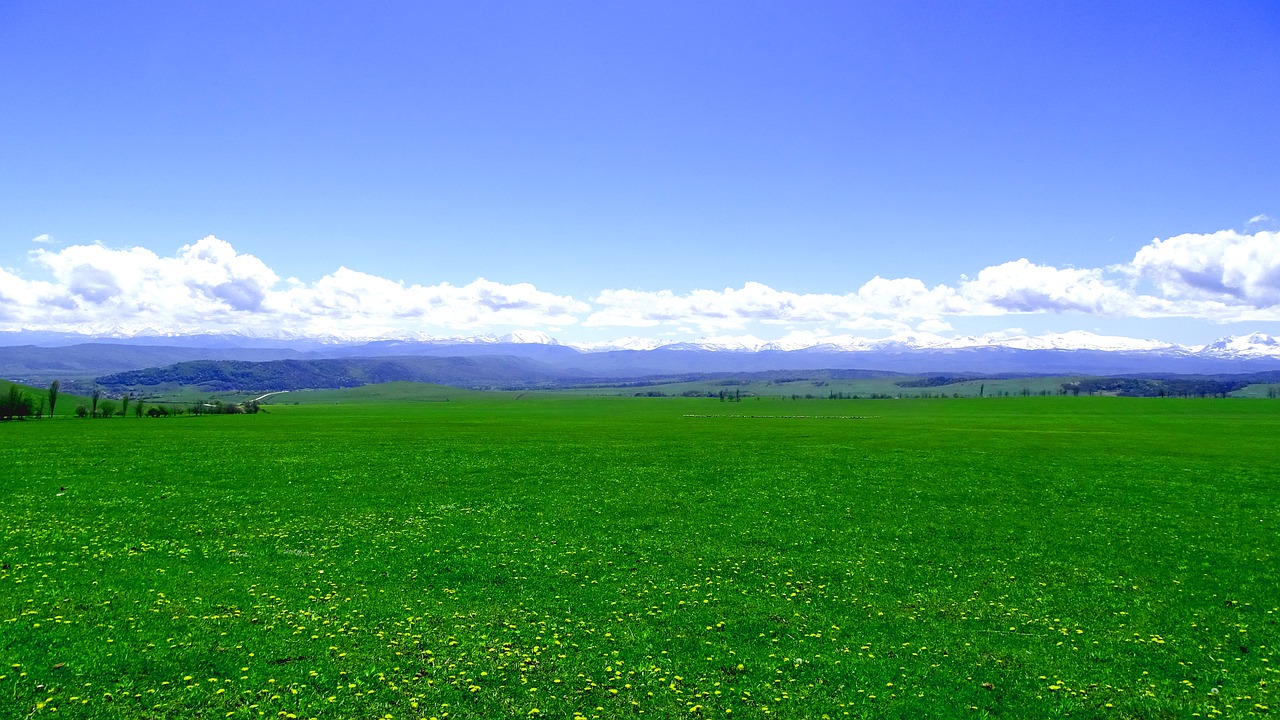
[0, 379, 91, 418]
[2, 391, 1278, 718]
[1232, 383, 1280, 399]
[559, 376, 1071, 399]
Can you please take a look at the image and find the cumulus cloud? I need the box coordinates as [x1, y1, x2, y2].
[1130, 229, 1280, 307]
[3, 228, 1278, 340]
[26, 238, 280, 330]
[584, 279, 964, 331]
[274, 270, 587, 335]
[584, 232, 1280, 331]
[856, 276, 964, 317]
[586, 285, 806, 330]
[3, 236, 588, 338]
[916, 318, 954, 333]
[584, 267, 1131, 331]
[958, 259, 1133, 314]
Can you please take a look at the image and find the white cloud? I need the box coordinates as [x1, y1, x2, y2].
[584, 282, 840, 330]
[31, 233, 55, 244]
[273, 270, 588, 334]
[1130, 229, 1280, 308]
[584, 279, 961, 331]
[26, 237, 280, 330]
[1248, 214, 1273, 225]
[4, 228, 1279, 341]
[584, 267, 1126, 332]
[4, 236, 588, 338]
[916, 318, 953, 333]
[958, 259, 1134, 314]
[855, 276, 965, 317]
[585, 236, 1280, 331]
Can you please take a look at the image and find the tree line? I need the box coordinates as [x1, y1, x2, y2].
[0, 383, 45, 420]
[0, 379, 263, 421]
[1059, 378, 1252, 397]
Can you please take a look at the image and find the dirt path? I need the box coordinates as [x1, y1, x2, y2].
[249, 391, 290, 403]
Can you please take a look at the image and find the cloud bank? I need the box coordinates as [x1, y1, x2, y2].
[2, 237, 587, 337]
[2, 229, 1278, 340]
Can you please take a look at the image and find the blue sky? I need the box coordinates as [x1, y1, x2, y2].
[2, 1, 1278, 346]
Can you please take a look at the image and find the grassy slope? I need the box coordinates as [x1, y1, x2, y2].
[277, 381, 489, 404]
[0, 379, 92, 418]
[1232, 382, 1280, 398]
[1, 393, 1277, 718]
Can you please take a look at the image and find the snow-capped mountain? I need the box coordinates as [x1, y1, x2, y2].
[496, 330, 561, 345]
[564, 330, 1200, 355]
[6, 325, 1280, 358]
[4, 328, 1280, 383]
[572, 336, 676, 352]
[1196, 332, 1280, 358]
[955, 331, 1183, 353]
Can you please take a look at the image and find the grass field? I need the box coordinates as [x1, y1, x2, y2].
[2, 389, 1278, 718]
[552, 376, 1071, 399]
[0, 380, 92, 419]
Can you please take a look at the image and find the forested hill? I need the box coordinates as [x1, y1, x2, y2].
[94, 356, 582, 392]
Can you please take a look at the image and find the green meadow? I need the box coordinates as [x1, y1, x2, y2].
[2, 389, 1278, 719]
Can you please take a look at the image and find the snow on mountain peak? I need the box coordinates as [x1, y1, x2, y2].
[990, 331, 1182, 353]
[1199, 333, 1280, 357]
[496, 330, 560, 345]
[15, 325, 1280, 360]
[570, 337, 674, 352]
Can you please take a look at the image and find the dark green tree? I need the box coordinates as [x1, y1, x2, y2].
[1, 385, 35, 421]
[48, 380, 60, 417]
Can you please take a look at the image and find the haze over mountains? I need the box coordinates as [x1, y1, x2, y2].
[2, 329, 1280, 391]
[5, 327, 1280, 355]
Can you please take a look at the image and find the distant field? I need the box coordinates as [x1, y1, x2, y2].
[0, 379, 90, 418]
[555, 375, 1072, 399]
[1233, 382, 1280, 399]
[2, 390, 1278, 718]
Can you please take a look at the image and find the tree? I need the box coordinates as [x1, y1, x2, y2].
[98, 399, 117, 418]
[1, 385, 34, 421]
[90, 388, 102, 418]
[134, 401, 144, 417]
[48, 380, 60, 417]
[121, 392, 131, 418]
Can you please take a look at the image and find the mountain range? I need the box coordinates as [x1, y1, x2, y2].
[8, 327, 1278, 356]
[2, 330, 1280, 391]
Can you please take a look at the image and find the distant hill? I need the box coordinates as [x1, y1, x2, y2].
[94, 356, 584, 393]
[6, 331, 1280, 392]
[0, 343, 304, 385]
[0, 379, 91, 418]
